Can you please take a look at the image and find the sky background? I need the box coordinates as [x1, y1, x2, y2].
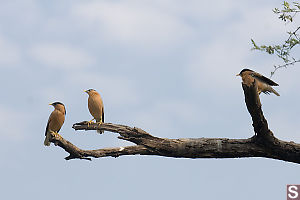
[0, 0, 300, 199]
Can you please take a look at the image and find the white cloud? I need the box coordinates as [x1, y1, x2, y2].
[72, 1, 194, 46]
[30, 43, 94, 69]
[131, 100, 201, 138]
[233, 4, 289, 42]
[68, 71, 141, 107]
[184, 1, 291, 93]
[152, 0, 237, 20]
[0, 105, 28, 140]
[38, 87, 69, 105]
[269, 114, 300, 143]
[0, 1, 42, 29]
[185, 39, 247, 93]
[0, 35, 21, 66]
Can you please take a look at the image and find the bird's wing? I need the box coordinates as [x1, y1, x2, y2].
[57, 111, 65, 133]
[45, 117, 51, 136]
[251, 72, 279, 86]
[102, 107, 104, 123]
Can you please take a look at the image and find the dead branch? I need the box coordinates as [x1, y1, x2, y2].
[48, 81, 300, 164]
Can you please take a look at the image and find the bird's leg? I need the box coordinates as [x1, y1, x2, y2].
[87, 118, 95, 127]
[50, 131, 62, 139]
[56, 132, 62, 139]
[96, 116, 103, 127]
[96, 121, 103, 127]
[258, 90, 261, 95]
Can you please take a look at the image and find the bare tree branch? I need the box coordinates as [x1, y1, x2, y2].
[271, 59, 300, 77]
[49, 132, 153, 160]
[49, 81, 300, 164]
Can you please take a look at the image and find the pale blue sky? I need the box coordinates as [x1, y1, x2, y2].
[0, 0, 300, 199]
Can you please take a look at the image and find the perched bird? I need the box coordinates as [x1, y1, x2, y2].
[44, 102, 66, 146]
[84, 89, 104, 134]
[236, 68, 280, 96]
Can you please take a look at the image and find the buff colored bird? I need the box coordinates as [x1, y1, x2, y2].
[237, 68, 280, 96]
[84, 89, 104, 134]
[44, 102, 66, 146]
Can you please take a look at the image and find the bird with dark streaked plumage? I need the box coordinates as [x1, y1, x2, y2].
[44, 102, 66, 146]
[236, 68, 280, 96]
[84, 89, 104, 134]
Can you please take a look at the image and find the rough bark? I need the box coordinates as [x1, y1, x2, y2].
[49, 81, 300, 164]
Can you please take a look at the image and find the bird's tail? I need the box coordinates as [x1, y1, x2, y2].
[44, 132, 51, 146]
[96, 120, 104, 134]
[270, 87, 280, 96]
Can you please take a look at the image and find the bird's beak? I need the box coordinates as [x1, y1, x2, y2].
[49, 103, 53, 106]
[84, 90, 88, 93]
[236, 74, 240, 77]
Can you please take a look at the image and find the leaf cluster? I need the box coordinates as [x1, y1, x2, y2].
[273, 1, 300, 22]
[251, 1, 300, 76]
